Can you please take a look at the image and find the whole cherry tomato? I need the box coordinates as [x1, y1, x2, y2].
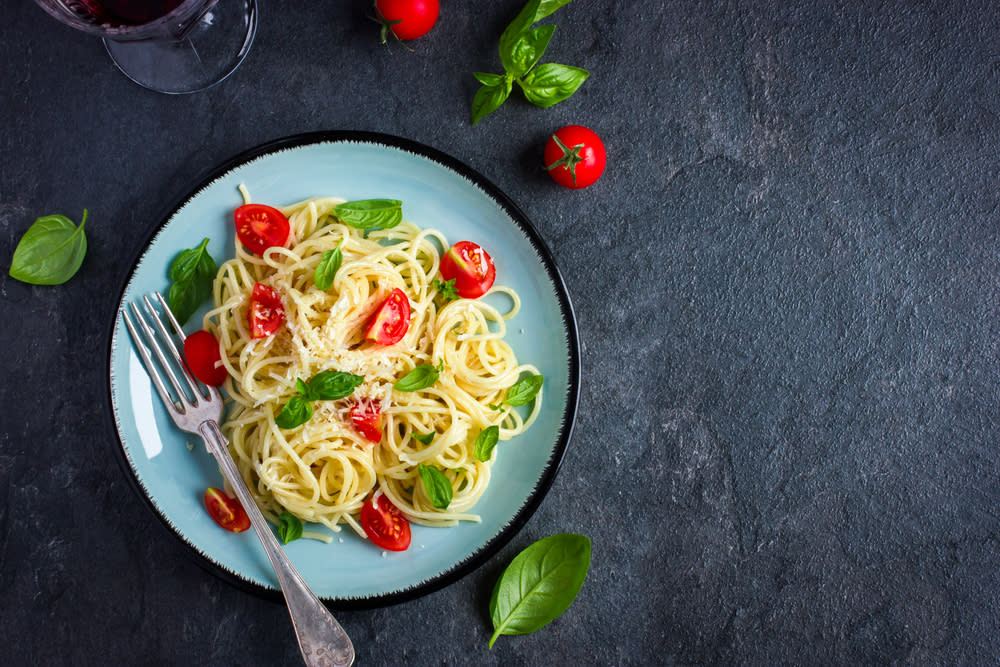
[183, 329, 227, 386]
[365, 288, 411, 345]
[204, 487, 251, 533]
[439, 241, 496, 299]
[544, 125, 607, 189]
[248, 282, 284, 339]
[374, 0, 439, 42]
[234, 203, 290, 255]
[360, 492, 411, 551]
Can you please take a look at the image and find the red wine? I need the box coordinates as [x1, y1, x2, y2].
[76, 0, 184, 25]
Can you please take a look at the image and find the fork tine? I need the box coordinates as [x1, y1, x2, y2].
[152, 292, 225, 403]
[122, 306, 179, 412]
[142, 293, 209, 401]
[130, 298, 195, 407]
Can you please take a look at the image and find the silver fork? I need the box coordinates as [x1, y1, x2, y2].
[123, 292, 354, 667]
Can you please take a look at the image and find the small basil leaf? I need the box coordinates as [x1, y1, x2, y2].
[488, 533, 591, 647]
[169, 237, 210, 283]
[518, 63, 589, 108]
[277, 512, 303, 544]
[502, 25, 555, 77]
[295, 378, 312, 399]
[167, 280, 201, 328]
[314, 243, 343, 291]
[9, 211, 88, 286]
[394, 363, 441, 392]
[473, 71, 505, 86]
[418, 464, 453, 509]
[433, 278, 459, 301]
[504, 374, 544, 406]
[275, 396, 313, 429]
[499, 0, 574, 59]
[166, 238, 217, 325]
[474, 425, 501, 462]
[306, 370, 364, 401]
[333, 200, 403, 230]
[471, 78, 513, 125]
[413, 432, 435, 445]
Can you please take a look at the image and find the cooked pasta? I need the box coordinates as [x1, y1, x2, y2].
[204, 194, 542, 542]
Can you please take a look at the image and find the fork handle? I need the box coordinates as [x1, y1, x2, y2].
[198, 421, 355, 667]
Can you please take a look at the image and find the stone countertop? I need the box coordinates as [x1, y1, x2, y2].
[2, 1, 999, 664]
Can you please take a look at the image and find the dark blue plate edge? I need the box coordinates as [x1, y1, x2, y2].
[102, 130, 581, 610]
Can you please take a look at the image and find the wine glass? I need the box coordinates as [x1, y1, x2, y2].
[32, 0, 257, 94]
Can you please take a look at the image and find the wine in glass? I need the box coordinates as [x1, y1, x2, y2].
[33, 0, 257, 94]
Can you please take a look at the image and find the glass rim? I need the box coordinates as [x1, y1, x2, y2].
[33, 0, 220, 40]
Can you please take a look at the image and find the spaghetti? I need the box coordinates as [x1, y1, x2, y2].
[205, 194, 542, 543]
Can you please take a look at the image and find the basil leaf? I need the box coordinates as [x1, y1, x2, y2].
[499, 0, 574, 59]
[473, 71, 505, 86]
[275, 396, 313, 429]
[9, 211, 88, 285]
[504, 374, 544, 406]
[167, 238, 217, 326]
[502, 25, 555, 77]
[471, 78, 513, 125]
[306, 370, 364, 401]
[418, 464, 453, 509]
[295, 377, 311, 398]
[433, 278, 459, 301]
[167, 280, 202, 328]
[413, 432, 434, 445]
[394, 363, 441, 392]
[518, 63, 589, 108]
[474, 425, 501, 462]
[488, 533, 591, 647]
[313, 242, 343, 291]
[277, 512, 303, 544]
[333, 199, 403, 230]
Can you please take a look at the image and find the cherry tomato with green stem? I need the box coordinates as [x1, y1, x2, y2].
[374, 0, 439, 43]
[544, 125, 607, 189]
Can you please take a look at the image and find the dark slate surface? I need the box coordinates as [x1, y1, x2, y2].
[3, 0, 1000, 664]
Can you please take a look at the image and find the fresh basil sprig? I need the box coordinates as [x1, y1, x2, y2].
[314, 241, 343, 290]
[275, 370, 365, 429]
[413, 432, 435, 445]
[488, 533, 591, 647]
[277, 511, 303, 544]
[167, 238, 217, 326]
[333, 199, 403, 230]
[394, 361, 444, 392]
[418, 464, 453, 509]
[471, 0, 589, 125]
[491, 374, 544, 411]
[433, 278, 459, 301]
[474, 425, 501, 462]
[9, 210, 88, 285]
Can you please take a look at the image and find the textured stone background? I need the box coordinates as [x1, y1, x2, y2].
[3, 1, 1000, 664]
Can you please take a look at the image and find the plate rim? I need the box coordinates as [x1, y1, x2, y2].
[103, 130, 581, 609]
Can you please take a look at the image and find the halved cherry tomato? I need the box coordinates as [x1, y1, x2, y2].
[544, 125, 607, 189]
[183, 329, 227, 386]
[360, 492, 411, 551]
[364, 288, 410, 345]
[234, 203, 290, 255]
[350, 399, 383, 442]
[374, 0, 439, 41]
[439, 241, 496, 299]
[204, 487, 251, 533]
[248, 282, 284, 339]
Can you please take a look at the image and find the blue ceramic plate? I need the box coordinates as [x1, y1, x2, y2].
[106, 132, 580, 608]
